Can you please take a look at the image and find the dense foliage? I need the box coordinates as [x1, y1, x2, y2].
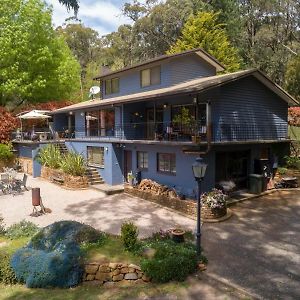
[0, 0, 80, 107]
[168, 11, 241, 72]
[0, 108, 18, 143]
[59, 151, 86, 176]
[0, 252, 17, 284]
[120, 221, 139, 252]
[11, 221, 103, 288]
[37, 144, 62, 169]
[141, 240, 198, 283]
[288, 107, 300, 127]
[0, 144, 14, 162]
[5, 221, 39, 240]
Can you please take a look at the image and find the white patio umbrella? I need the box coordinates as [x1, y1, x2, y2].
[17, 110, 51, 137]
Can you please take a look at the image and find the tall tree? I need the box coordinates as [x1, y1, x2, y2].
[168, 11, 242, 72]
[58, 0, 79, 15]
[0, 0, 81, 108]
[285, 53, 300, 101]
[238, 0, 300, 84]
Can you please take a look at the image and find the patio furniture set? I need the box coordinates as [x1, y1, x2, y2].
[0, 168, 28, 195]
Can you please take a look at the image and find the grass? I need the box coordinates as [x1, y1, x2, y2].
[82, 235, 141, 265]
[0, 236, 29, 254]
[0, 281, 188, 300]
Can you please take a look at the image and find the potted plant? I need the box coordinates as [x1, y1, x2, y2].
[171, 228, 185, 243]
[201, 189, 227, 219]
[127, 172, 134, 186]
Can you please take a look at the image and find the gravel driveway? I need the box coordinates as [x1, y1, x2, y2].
[0, 175, 195, 238]
[202, 189, 300, 300]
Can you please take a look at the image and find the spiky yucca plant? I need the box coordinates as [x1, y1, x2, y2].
[59, 152, 86, 176]
[37, 145, 62, 169]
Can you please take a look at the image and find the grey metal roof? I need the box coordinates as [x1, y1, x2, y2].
[53, 69, 298, 114]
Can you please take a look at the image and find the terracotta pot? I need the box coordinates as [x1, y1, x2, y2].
[171, 229, 185, 243]
[202, 205, 227, 219]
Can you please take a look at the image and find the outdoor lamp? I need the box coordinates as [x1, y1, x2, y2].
[192, 157, 207, 181]
[192, 157, 207, 259]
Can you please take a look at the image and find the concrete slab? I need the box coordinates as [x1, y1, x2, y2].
[0, 175, 195, 238]
[90, 183, 124, 195]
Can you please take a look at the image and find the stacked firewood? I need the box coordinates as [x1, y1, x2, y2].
[137, 179, 179, 199]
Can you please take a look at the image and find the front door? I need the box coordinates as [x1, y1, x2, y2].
[124, 150, 132, 182]
[215, 150, 250, 189]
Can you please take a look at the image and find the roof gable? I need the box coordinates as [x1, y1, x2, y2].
[94, 48, 225, 80]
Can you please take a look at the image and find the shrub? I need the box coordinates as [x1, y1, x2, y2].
[277, 167, 288, 175]
[11, 221, 103, 288]
[121, 221, 139, 252]
[5, 220, 39, 239]
[285, 155, 300, 169]
[0, 252, 17, 284]
[0, 143, 14, 162]
[0, 215, 5, 235]
[59, 152, 86, 176]
[141, 240, 198, 283]
[11, 244, 83, 288]
[37, 144, 62, 169]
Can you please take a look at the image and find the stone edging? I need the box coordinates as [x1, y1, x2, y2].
[83, 262, 150, 286]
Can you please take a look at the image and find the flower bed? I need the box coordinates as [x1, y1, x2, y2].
[201, 189, 227, 219]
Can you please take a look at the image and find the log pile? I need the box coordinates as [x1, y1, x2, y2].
[137, 179, 179, 199]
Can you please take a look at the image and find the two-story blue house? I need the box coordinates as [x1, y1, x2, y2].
[15, 48, 298, 197]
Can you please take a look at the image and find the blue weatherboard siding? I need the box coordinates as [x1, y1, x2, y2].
[101, 54, 216, 99]
[212, 76, 288, 141]
[65, 141, 123, 185]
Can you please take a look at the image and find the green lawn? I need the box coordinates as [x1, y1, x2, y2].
[0, 281, 189, 300]
[82, 235, 141, 265]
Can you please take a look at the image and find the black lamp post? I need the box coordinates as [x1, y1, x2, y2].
[192, 157, 207, 258]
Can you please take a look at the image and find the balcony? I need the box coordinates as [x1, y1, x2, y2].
[11, 123, 288, 145]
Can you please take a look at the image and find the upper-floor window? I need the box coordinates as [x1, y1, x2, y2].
[105, 77, 119, 95]
[140, 66, 161, 88]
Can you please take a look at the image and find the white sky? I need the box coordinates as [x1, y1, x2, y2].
[46, 0, 134, 36]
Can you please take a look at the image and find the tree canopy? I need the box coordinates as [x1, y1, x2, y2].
[0, 0, 80, 108]
[168, 11, 242, 72]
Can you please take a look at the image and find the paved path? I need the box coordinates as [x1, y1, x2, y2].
[202, 189, 300, 300]
[0, 176, 195, 238]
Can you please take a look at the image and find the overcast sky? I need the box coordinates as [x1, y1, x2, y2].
[46, 0, 134, 36]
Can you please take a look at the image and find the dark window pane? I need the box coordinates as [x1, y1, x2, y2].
[105, 80, 112, 95]
[151, 66, 160, 85]
[111, 78, 119, 93]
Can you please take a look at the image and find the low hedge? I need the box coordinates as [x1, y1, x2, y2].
[141, 240, 198, 283]
[0, 251, 17, 284]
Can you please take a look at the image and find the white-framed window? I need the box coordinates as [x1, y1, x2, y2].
[157, 153, 176, 175]
[140, 66, 161, 87]
[137, 151, 148, 170]
[87, 146, 104, 167]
